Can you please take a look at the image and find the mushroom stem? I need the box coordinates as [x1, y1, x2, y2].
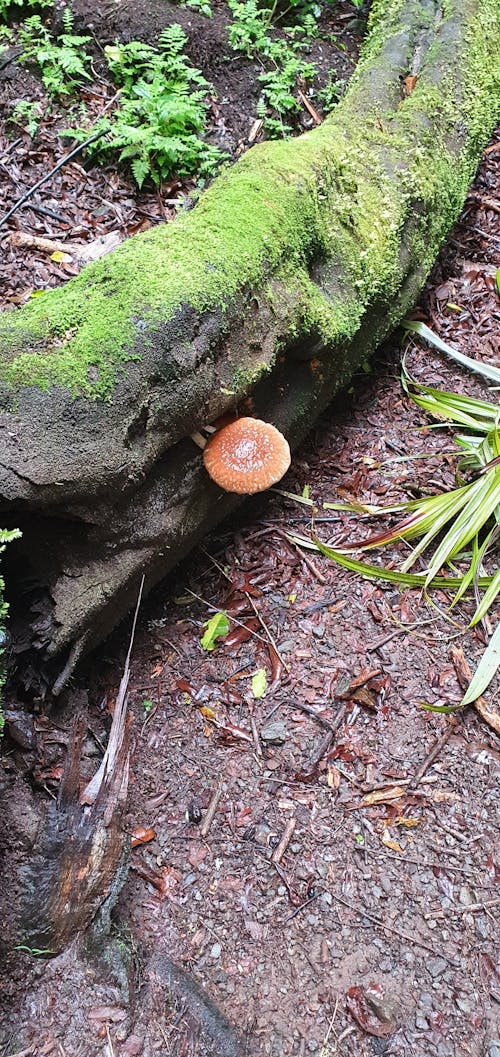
[190, 431, 207, 450]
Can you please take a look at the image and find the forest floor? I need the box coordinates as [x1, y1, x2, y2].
[1, 3, 500, 1057]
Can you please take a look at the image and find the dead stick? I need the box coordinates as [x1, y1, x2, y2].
[424, 897, 500, 920]
[244, 592, 290, 673]
[331, 893, 458, 965]
[298, 88, 322, 125]
[271, 817, 297, 863]
[200, 781, 224, 838]
[250, 715, 262, 758]
[411, 718, 459, 789]
[451, 645, 500, 734]
[280, 531, 327, 585]
[288, 698, 337, 731]
[10, 231, 79, 255]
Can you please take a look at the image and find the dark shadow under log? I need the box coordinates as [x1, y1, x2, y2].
[0, 0, 499, 692]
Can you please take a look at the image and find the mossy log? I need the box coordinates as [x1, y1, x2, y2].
[1, 0, 499, 693]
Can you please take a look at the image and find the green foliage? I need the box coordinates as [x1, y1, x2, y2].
[9, 99, 43, 137]
[227, 0, 318, 136]
[200, 612, 230, 651]
[288, 362, 500, 630]
[184, 0, 212, 16]
[19, 8, 92, 97]
[66, 26, 225, 187]
[317, 72, 345, 113]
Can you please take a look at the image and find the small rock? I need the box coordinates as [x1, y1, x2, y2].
[455, 994, 475, 1014]
[487, 1041, 500, 1057]
[210, 943, 221, 959]
[415, 1013, 429, 1030]
[427, 957, 447, 978]
[261, 721, 287, 744]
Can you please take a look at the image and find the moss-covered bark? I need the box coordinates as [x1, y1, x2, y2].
[1, 0, 499, 692]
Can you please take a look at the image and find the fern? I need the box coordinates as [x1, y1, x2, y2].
[65, 25, 225, 187]
[19, 9, 91, 97]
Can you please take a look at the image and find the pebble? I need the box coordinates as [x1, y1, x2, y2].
[210, 943, 221, 959]
[475, 916, 490, 940]
[427, 957, 447, 978]
[487, 1042, 500, 1057]
[415, 1013, 429, 1030]
[455, 994, 475, 1014]
[260, 721, 287, 744]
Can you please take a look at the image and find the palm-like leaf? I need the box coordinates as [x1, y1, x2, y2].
[287, 372, 500, 628]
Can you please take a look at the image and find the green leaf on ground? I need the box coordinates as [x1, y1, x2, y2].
[200, 612, 230, 651]
[251, 668, 267, 698]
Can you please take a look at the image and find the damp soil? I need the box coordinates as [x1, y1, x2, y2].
[1, 126, 499, 1056]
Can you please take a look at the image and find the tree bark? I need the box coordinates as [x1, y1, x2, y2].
[1, 0, 499, 693]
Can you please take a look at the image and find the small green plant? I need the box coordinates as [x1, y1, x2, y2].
[19, 8, 92, 97]
[227, 0, 272, 57]
[10, 99, 43, 137]
[227, 0, 318, 137]
[184, 0, 212, 16]
[288, 324, 500, 658]
[257, 44, 316, 135]
[66, 26, 225, 186]
[317, 72, 345, 113]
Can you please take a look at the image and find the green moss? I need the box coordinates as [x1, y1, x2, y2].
[0, 0, 498, 399]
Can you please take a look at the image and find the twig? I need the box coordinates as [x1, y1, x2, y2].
[250, 715, 262, 758]
[271, 816, 297, 863]
[285, 888, 320, 922]
[451, 645, 500, 734]
[200, 781, 224, 838]
[0, 131, 106, 230]
[288, 698, 337, 731]
[297, 88, 322, 125]
[331, 892, 458, 965]
[244, 591, 290, 673]
[425, 897, 500, 920]
[105, 1024, 115, 1057]
[281, 530, 327, 585]
[411, 718, 459, 788]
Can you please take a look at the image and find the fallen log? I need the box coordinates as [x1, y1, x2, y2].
[0, 0, 499, 693]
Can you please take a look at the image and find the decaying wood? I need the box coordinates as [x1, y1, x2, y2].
[21, 585, 142, 951]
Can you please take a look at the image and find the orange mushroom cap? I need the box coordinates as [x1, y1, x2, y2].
[203, 417, 291, 494]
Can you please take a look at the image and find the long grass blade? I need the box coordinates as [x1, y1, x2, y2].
[403, 320, 500, 384]
[459, 621, 500, 706]
[286, 534, 495, 591]
[470, 567, 500, 627]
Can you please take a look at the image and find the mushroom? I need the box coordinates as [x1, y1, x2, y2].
[203, 417, 291, 494]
